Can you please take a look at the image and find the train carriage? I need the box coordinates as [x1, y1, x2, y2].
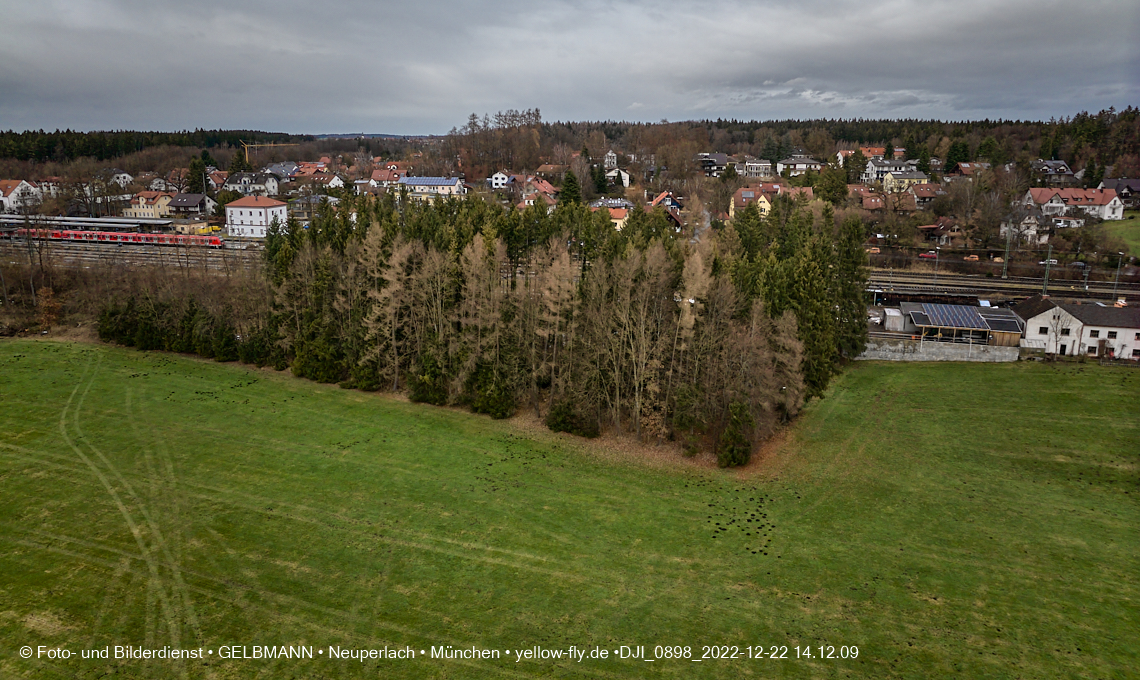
[7, 228, 223, 248]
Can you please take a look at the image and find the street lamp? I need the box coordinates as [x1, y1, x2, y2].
[1113, 251, 1125, 300]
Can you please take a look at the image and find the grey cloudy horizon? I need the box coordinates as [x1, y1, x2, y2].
[1, 0, 1137, 136]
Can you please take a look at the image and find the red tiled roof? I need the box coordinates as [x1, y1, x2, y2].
[227, 196, 286, 208]
[1028, 187, 1119, 206]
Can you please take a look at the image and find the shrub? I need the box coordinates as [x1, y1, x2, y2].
[546, 400, 599, 438]
[716, 402, 755, 468]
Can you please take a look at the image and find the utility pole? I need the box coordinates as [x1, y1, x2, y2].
[1042, 244, 1052, 295]
[1002, 221, 1011, 279]
[1113, 251, 1125, 300]
[1084, 263, 1091, 291]
[934, 246, 941, 285]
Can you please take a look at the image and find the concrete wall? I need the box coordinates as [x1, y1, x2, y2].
[857, 339, 1019, 362]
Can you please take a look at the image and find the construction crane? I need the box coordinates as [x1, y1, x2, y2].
[241, 141, 299, 165]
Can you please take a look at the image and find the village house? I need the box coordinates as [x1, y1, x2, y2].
[1014, 295, 1140, 359]
[697, 152, 730, 177]
[489, 171, 511, 189]
[1022, 188, 1124, 221]
[224, 172, 280, 196]
[776, 153, 823, 177]
[0, 179, 41, 212]
[397, 176, 466, 202]
[1030, 159, 1077, 187]
[731, 155, 773, 178]
[883, 170, 930, 194]
[123, 191, 176, 219]
[863, 158, 918, 184]
[225, 195, 287, 238]
[1098, 178, 1140, 209]
[169, 193, 217, 217]
[909, 182, 946, 208]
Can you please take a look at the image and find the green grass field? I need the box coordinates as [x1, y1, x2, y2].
[1105, 209, 1140, 257]
[1, 340, 1137, 679]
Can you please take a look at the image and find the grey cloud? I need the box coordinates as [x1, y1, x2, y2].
[0, 0, 1136, 134]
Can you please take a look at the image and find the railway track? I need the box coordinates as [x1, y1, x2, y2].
[1, 240, 262, 272]
[867, 269, 1139, 301]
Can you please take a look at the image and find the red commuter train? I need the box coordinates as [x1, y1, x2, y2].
[7, 228, 224, 248]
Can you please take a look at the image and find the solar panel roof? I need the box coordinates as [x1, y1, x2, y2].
[921, 304, 989, 330]
[910, 312, 932, 326]
[985, 319, 1023, 333]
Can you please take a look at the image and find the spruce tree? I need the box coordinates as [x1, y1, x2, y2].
[560, 171, 582, 205]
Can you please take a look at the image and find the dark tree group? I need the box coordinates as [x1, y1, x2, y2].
[98, 190, 867, 467]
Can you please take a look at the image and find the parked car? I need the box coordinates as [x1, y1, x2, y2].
[1069, 261, 1087, 267]
[993, 257, 1004, 263]
[963, 254, 979, 262]
[865, 247, 881, 254]
[918, 250, 938, 260]
[1039, 258, 1059, 265]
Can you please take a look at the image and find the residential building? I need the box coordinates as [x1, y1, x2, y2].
[604, 150, 618, 169]
[1098, 178, 1140, 209]
[122, 191, 175, 219]
[288, 195, 339, 226]
[264, 161, 300, 180]
[223, 172, 280, 196]
[1030, 159, 1077, 187]
[490, 171, 511, 189]
[225, 195, 287, 238]
[730, 187, 773, 219]
[908, 182, 946, 208]
[863, 158, 917, 184]
[590, 206, 628, 230]
[207, 170, 228, 191]
[1014, 295, 1140, 358]
[0, 180, 41, 212]
[732, 155, 772, 178]
[883, 170, 930, 194]
[397, 176, 466, 202]
[100, 168, 134, 188]
[1023, 188, 1124, 221]
[776, 153, 823, 177]
[605, 168, 631, 188]
[168, 193, 217, 216]
[697, 153, 730, 177]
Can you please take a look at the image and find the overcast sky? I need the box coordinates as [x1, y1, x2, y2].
[2, 0, 1137, 135]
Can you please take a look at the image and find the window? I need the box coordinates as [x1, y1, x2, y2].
[1087, 347, 1096, 355]
[1107, 331, 1117, 339]
[1089, 330, 1099, 338]
[1133, 349, 1139, 358]
[1061, 328, 1070, 336]
[1038, 327, 1048, 335]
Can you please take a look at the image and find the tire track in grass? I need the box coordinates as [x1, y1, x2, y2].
[73, 364, 203, 659]
[8, 537, 548, 680]
[125, 385, 204, 648]
[56, 355, 184, 678]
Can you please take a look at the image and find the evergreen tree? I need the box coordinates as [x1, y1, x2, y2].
[187, 157, 207, 194]
[560, 171, 582, 205]
[847, 149, 867, 184]
[817, 167, 848, 204]
[228, 151, 252, 174]
[945, 140, 970, 173]
[884, 142, 895, 161]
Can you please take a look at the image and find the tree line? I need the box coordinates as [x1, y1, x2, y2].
[0, 129, 312, 163]
[96, 190, 867, 467]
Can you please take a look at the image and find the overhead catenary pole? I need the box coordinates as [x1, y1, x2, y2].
[1113, 251, 1124, 300]
[1002, 222, 1011, 279]
[1042, 244, 1052, 295]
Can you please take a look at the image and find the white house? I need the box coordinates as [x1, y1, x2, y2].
[604, 150, 618, 169]
[100, 168, 134, 188]
[490, 171, 511, 189]
[0, 180, 41, 212]
[1014, 295, 1140, 359]
[1023, 188, 1124, 221]
[223, 172, 280, 196]
[397, 176, 466, 202]
[863, 158, 918, 184]
[225, 195, 287, 238]
[776, 154, 823, 177]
